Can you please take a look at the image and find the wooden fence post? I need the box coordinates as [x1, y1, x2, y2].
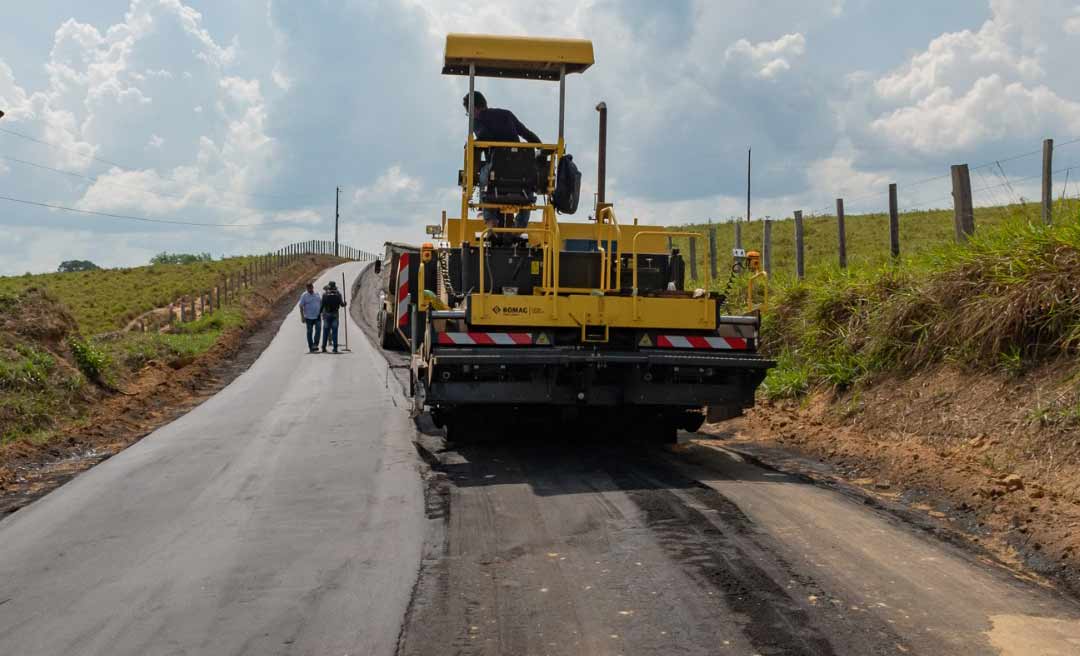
[169, 303, 175, 325]
[951, 164, 975, 242]
[794, 210, 805, 280]
[836, 198, 847, 269]
[190, 296, 196, 321]
[734, 221, 742, 251]
[1043, 138, 1054, 225]
[688, 233, 698, 281]
[889, 183, 900, 259]
[708, 222, 718, 280]
[762, 219, 772, 275]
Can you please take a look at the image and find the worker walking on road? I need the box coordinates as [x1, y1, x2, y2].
[298, 283, 322, 353]
[319, 280, 346, 353]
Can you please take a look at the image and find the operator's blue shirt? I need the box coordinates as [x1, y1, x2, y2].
[298, 291, 321, 320]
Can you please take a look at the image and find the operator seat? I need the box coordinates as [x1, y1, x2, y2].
[480, 147, 543, 213]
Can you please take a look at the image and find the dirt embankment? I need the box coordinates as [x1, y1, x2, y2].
[0, 256, 341, 517]
[708, 362, 1080, 596]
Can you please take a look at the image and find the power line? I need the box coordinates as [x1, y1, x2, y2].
[2, 150, 450, 213]
[970, 136, 1080, 171]
[810, 136, 1080, 215]
[0, 193, 268, 228]
[0, 125, 323, 203]
[0, 154, 243, 207]
[0, 123, 462, 210]
[0, 127, 128, 169]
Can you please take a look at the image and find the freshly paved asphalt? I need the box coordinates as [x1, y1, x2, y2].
[0, 262, 424, 656]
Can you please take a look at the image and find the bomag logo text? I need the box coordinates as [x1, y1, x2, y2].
[495, 305, 529, 315]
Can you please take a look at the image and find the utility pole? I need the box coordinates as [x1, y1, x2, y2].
[334, 186, 340, 257]
[1042, 138, 1054, 225]
[746, 147, 751, 223]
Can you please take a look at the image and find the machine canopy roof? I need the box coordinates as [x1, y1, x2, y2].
[443, 34, 594, 80]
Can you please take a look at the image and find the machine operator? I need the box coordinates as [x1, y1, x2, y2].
[463, 91, 541, 233]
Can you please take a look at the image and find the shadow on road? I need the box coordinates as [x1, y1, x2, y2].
[413, 414, 811, 497]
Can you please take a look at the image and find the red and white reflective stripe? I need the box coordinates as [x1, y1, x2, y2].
[396, 252, 410, 328]
[655, 335, 749, 350]
[437, 332, 533, 346]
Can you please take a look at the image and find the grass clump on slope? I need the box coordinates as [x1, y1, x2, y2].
[760, 217, 1080, 399]
[0, 257, 256, 336]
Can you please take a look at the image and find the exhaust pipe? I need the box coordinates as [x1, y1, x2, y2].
[595, 101, 607, 206]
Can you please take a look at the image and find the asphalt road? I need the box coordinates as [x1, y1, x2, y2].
[0, 262, 424, 656]
[3, 261, 1080, 655]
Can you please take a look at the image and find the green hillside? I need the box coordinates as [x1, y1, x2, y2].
[0, 257, 258, 336]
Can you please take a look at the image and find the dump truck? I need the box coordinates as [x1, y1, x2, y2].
[381, 33, 774, 441]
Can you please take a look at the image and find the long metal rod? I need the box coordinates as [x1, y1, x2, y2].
[558, 65, 566, 144]
[341, 271, 350, 351]
[746, 147, 751, 223]
[462, 63, 475, 247]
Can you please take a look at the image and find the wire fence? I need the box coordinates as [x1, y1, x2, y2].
[132, 240, 377, 331]
[673, 136, 1079, 287]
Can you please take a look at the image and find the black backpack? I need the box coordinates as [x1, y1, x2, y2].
[552, 154, 581, 214]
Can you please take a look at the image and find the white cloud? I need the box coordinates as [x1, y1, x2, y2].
[872, 75, 1080, 153]
[0, 59, 31, 120]
[860, 0, 1080, 157]
[220, 76, 261, 106]
[725, 33, 807, 80]
[6, 0, 1080, 274]
[806, 151, 892, 199]
[352, 165, 422, 202]
[271, 65, 291, 91]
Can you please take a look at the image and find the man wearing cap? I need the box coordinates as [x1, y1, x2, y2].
[463, 91, 541, 233]
[319, 280, 346, 353]
[297, 282, 322, 353]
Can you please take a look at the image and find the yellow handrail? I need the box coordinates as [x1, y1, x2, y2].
[461, 137, 565, 320]
[471, 140, 561, 151]
[631, 230, 710, 321]
[596, 205, 622, 292]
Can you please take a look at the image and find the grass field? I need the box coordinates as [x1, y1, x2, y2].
[0, 255, 334, 446]
[0, 257, 257, 336]
[690, 203, 1080, 402]
[671, 197, 1080, 291]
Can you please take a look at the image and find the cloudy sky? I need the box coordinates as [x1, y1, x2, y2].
[2, 0, 1079, 274]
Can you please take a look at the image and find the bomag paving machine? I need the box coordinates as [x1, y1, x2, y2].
[381, 34, 773, 441]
